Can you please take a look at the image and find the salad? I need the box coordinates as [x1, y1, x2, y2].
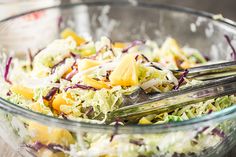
[0, 28, 235, 157]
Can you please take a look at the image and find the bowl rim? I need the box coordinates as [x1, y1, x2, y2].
[1, 0, 236, 134]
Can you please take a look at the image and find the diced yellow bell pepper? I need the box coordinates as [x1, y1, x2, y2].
[78, 59, 101, 71]
[82, 75, 110, 89]
[109, 54, 138, 86]
[10, 85, 34, 100]
[60, 28, 86, 46]
[77, 47, 96, 57]
[52, 93, 73, 112]
[113, 42, 127, 49]
[31, 102, 43, 113]
[28, 121, 75, 146]
[180, 60, 195, 69]
[138, 117, 153, 125]
[161, 38, 188, 61]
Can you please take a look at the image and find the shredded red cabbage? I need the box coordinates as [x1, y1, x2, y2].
[122, 40, 145, 53]
[26, 141, 44, 151]
[47, 143, 69, 153]
[110, 118, 120, 142]
[134, 54, 149, 63]
[141, 54, 150, 62]
[26, 141, 69, 153]
[211, 128, 225, 138]
[194, 126, 210, 139]
[129, 138, 145, 146]
[172, 152, 186, 157]
[135, 54, 139, 61]
[28, 49, 33, 67]
[70, 52, 81, 59]
[150, 62, 162, 70]
[64, 83, 97, 91]
[4, 57, 13, 84]
[57, 16, 63, 29]
[85, 106, 94, 117]
[33, 48, 45, 58]
[51, 58, 66, 74]
[105, 70, 112, 80]
[224, 35, 236, 61]
[65, 69, 78, 81]
[43, 87, 59, 101]
[6, 90, 12, 96]
[174, 69, 189, 90]
[61, 113, 68, 120]
[208, 110, 213, 114]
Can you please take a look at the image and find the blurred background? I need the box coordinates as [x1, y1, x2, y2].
[0, 0, 235, 156]
[0, 0, 235, 21]
[0, 0, 235, 20]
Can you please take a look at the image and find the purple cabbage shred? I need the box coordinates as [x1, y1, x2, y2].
[141, 54, 150, 62]
[224, 35, 236, 61]
[33, 48, 45, 58]
[70, 52, 81, 59]
[129, 139, 145, 146]
[6, 90, 12, 96]
[47, 143, 69, 153]
[172, 152, 186, 157]
[26, 141, 69, 153]
[174, 69, 189, 90]
[65, 69, 78, 81]
[57, 16, 63, 29]
[194, 126, 210, 139]
[135, 54, 139, 61]
[43, 87, 59, 101]
[51, 59, 66, 74]
[64, 84, 97, 91]
[135, 54, 150, 62]
[122, 40, 145, 53]
[105, 70, 112, 80]
[110, 118, 120, 142]
[4, 57, 13, 84]
[26, 141, 44, 151]
[28, 49, 33, 67]
[61, 113, 68, 120]
[85, 106, 94, 117]
[211, 128, 225, 138]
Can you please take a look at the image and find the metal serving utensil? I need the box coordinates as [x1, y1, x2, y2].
[173, 61, 236, 80]
[106, 61, 236, 123]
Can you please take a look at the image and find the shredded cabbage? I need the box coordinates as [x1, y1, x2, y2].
[1, 31, 235, 157]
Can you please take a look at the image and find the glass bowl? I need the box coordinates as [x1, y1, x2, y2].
[1, 0, 236, 156]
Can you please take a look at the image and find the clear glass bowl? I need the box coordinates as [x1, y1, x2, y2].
[1, 0, 236, 156]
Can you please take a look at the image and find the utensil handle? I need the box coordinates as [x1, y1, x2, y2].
[108, 76, 236, 123]
[174, 61, 236, 78]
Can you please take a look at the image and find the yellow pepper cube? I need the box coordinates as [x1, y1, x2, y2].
[10, 85, 34, 100]
[82, 75, 110, 89]
[60, 28, 86, 46]
[52, 93, 73, 112]
[138, 117, 153, 125]
[28, 121, 75, 146]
